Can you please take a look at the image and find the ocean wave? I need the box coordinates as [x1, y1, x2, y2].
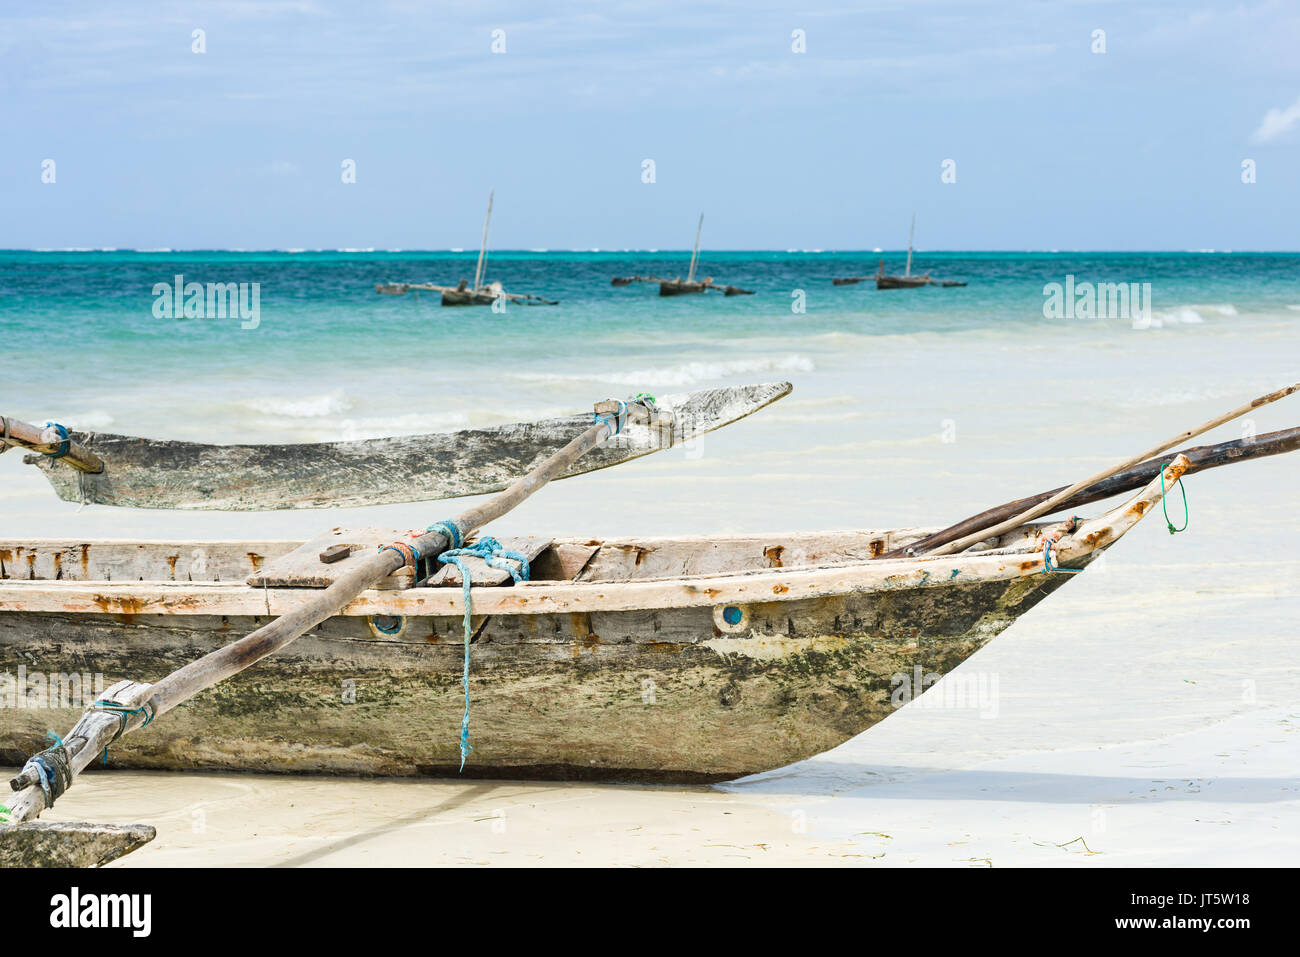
[1145, 303, 1238, 326]
[1147, 308, 1205, 326]
[509, 354, 815, 388]
[1186, 303, 1239, 317]
[42, 410, 115, 429]
[241, 392, 352, 418]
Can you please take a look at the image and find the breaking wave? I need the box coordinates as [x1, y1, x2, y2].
[1145, 303, 1239, 326]
[240, 392, 353, 418]
[510, 354, 815, 388]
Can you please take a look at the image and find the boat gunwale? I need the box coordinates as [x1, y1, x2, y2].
[0, 457, 1187, 618]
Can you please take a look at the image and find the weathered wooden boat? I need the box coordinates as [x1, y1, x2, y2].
[0, 454, 1199, 784]
[374, 191, 559, 306]
[612, 214, 754, 297]
[874, 266, 932, 290]
[3, 392, 1294, 869]
[377, 279, 559, 306]
[832, 215, 966, 289]
[3, 386, 1296, 868]
[3, 387, 798, 865]
[1, 383, 788, 510]
[612, 276, 754, 297]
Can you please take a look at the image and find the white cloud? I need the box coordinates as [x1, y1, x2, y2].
[1251, 95, 1300, 143]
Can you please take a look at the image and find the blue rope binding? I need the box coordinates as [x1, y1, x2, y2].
[593, 400, 628, 437]
[43, 422, 70, 459]
[91, 698, 156, 765]
[437, 536, 530, 770]
[20, 731, 74, 809]
[426, 520, 463, 550]
[1042, 537, 1083, 574]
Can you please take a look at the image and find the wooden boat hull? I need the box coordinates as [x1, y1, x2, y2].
[0, 459, 1185, 782]
[440, 289, 496, 306]
[0, 558, 1084, 782]
[2, 453, 1188, 783]
[875, 275, 930, 289]
[659, 280, 707, 296]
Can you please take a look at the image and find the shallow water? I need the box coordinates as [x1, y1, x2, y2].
[2, 251, 1298, 865]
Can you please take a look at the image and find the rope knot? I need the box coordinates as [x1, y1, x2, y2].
[43, 422, 70, 459]
[378, 541, 420, 569]
[18, 742, 72, 810]
[425, 519, 463, 550]
[89, 698, 156, 765]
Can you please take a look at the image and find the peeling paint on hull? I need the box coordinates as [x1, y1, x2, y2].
[0, 569, 1082, 782]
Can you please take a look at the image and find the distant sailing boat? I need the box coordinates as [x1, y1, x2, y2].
[376, 190, 559, 306]
[612, 214, 754, 297]
[833, 214, 966, 289]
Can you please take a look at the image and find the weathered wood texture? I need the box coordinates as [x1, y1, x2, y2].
[2, 397, 660, 828]
[2, 680, 154, 825]
[0, 822, 156, 868]
[0, 541, 295, 583]
[0, 465, 1181, 782]
[123, 402, 641, 730]
[247, 528, 425, 589]
[0, 569, 1084, 782]
[25, 382, 791, 510]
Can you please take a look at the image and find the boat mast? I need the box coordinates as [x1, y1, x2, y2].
[473, 189, 494, 292]
[687, 212, 704, 282]
[904, 211, 915, 276]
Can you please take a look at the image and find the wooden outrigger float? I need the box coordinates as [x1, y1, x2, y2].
[612, 214, 754, 297]
[1, 384, 788, 510]
[374, 190, 559, 306]
[833, 214, 967, 289]
[2, 383, 1296, 867]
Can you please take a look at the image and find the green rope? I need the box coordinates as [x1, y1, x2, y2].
[1159, 462, 1189, 534]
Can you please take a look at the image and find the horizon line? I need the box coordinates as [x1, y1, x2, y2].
[1, 248, 1293, 255]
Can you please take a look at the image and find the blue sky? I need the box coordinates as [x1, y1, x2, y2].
[2, 1, 1297, 250]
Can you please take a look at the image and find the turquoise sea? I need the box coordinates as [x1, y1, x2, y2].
[1, 250, 1297, 542]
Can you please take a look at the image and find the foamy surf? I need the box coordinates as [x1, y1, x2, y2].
[1146, 302, 1240, 326]
[240, 392, 353, 418]
[509, 355, 815, 388]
